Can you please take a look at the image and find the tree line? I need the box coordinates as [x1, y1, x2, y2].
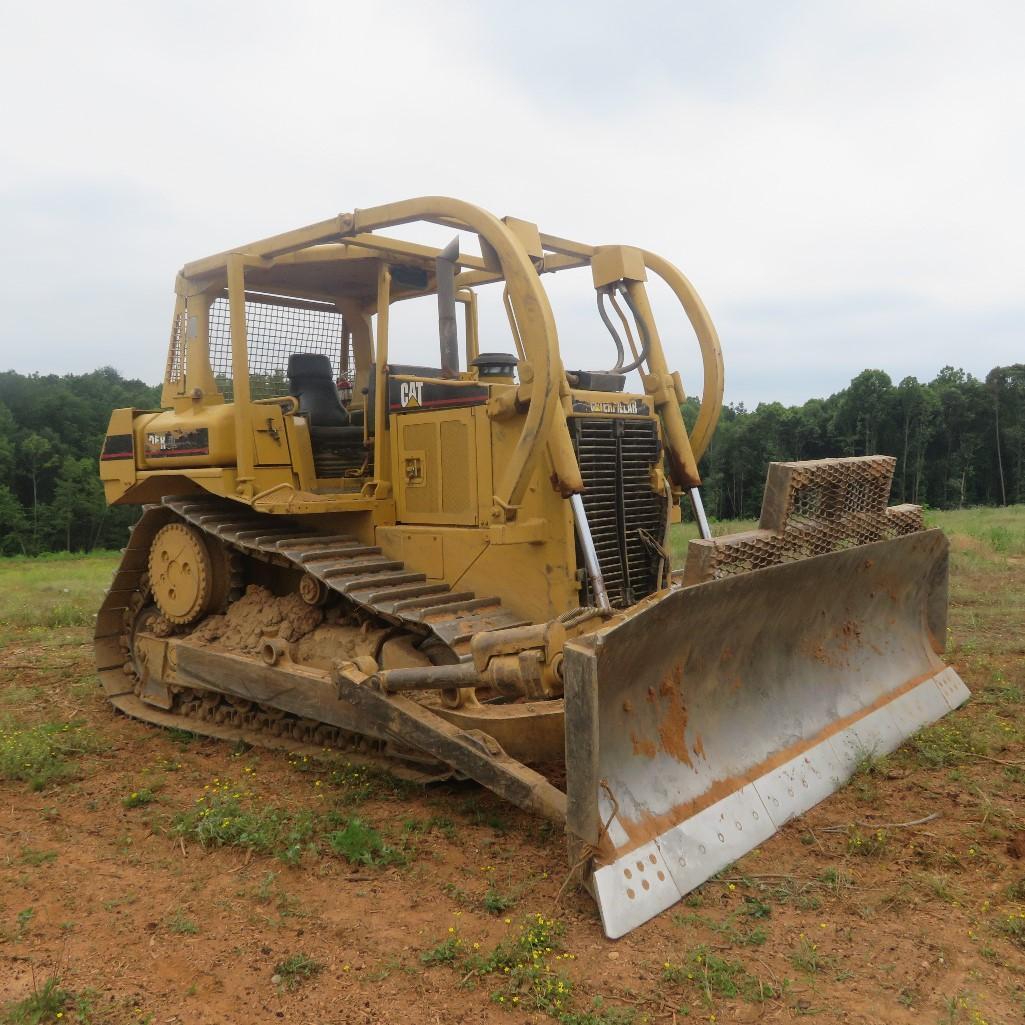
[0, 363, 1022, 555]
[684, 364, 1025, 520]
[0, 368, 159, 555]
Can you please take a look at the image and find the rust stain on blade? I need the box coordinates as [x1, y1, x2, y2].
[631, 733, 656, 758]
[655, 664, 693, 767]
[606, 666, 945, 861]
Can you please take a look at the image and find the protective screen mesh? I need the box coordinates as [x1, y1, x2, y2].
[682, 457, 926, 583]
[207, 296, 355, 401]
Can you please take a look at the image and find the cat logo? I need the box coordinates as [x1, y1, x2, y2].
[399, 381, 423, 408]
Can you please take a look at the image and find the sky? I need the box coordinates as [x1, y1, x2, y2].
[0, 1, 1022, 408]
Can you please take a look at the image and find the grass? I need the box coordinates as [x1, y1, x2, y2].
[926, 505, 1025, 558]
[0, 510, 1023, 1021]
[421, 935, 462, 967]
[424, 913, 580, 1017]
[288, 752, 413, 803]
[0, 551, 119, 635]
[663, 945, 781, 1004]
[273, 953, 323, 991]
[0, 719, 104, 790]
[402, 814, 456, 840]
[789, 936, 827, 974]
[668, 516, 759, 563]
[122, 787, 157, 808]
[1, 978, 70, 1025]
[166, 909, 198, 935]
[847, 828, 889, 857]
[483, 888, 516, 915]
[172, 780, 407, 867]
[18, 848, 57, 867]
[907, 710, 1020, 768]
[325, 817, 405, 866]
[673, 910, 768, 947]
[998, 911, 1025, 949]
[421, 914, 637, 1023]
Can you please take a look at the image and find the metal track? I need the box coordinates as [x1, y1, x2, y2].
[160, 495, 529, 659]
[93, 493, 531, 769]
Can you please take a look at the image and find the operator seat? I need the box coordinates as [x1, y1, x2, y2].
[287, 353, 351, 429]
[287, 353, 365, 476]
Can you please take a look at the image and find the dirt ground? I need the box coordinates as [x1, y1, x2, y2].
[1, 507, 1024, 1025]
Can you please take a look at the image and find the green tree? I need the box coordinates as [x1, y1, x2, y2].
[0, 485, 29, 555]
[50, 456, 107, 551]
[20, 433, 57, 552]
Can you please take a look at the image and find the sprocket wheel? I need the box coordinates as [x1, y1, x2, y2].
[148, 522, 214, 625]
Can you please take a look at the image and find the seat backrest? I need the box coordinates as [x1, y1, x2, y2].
[287, 353, 349, 428]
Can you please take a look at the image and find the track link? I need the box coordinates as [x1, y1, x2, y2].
[162, 495, 529, 659]
[93, 494, 533, 775]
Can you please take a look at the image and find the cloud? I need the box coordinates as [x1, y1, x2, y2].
[0, 1, 1020, 405]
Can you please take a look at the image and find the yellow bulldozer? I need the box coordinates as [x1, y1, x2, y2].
[95, 197, 967, 937]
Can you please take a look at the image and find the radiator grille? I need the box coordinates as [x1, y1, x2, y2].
[570, 417, 667, 608]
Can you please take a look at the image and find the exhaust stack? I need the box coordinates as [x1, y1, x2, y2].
[437, 236, 460, 377]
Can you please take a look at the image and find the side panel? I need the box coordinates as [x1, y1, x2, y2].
[251, 405, 292, 466]
[393, 406, 480, 526]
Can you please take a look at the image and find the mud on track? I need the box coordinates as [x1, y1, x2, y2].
[2, 510, 1024, 1025]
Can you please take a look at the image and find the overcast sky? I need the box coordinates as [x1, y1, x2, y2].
[1, 1, 1021, 407]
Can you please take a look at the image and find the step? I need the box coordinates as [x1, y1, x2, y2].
[372, 583, 450, 612]
[418, 596, 502, 622]
[337, 571, 428, 595]
[276, 534, 356, 550]
[319, 559, 404, 580]
[391, 591, 473, 614]
[298, 545, 381, 564]
[438, 612, 531, 646]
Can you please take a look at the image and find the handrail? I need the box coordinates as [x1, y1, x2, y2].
[174, 198, 723, 509]
[639, 250, 724, 464]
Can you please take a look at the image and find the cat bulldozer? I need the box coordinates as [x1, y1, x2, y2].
[96, 197, 967, 937]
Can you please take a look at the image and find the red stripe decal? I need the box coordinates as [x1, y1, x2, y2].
[390, 397, 487, 411]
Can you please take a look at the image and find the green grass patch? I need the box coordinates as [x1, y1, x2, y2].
[673, 909, 768, 946]
[18, 848, 57, 867]
[402, 814, 456, 840]
[0, 687, 43, 706]
[998, 910, 1025, 949]
[664, 945, 782, 1004]
[0, 551, 119, 632]
[423, 913, 582, 1017]
[172, 780, 408, 868]
[1, 977, 70, 1025]
[288, 752, 413, 803]
[273, 953, 323, 991]
[847, 828, 889, 857]
[420, 934, 462, 967]
[789, 935, 826, 973]
[926, 506, 1025, 559]
[483, 888, 516, 916]
[0, 719, 105, 790]
[669, 518, 759, 563]
[166, 909, 198, 935]
[908, 711, 1019, 768]
[325, 817, 405, 866]
[122, 787, 157, 808]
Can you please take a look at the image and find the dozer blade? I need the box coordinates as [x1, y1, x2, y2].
[563, 528, 968, 938]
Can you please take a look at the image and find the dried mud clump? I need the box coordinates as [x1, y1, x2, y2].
[192, 585, 323, 655]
